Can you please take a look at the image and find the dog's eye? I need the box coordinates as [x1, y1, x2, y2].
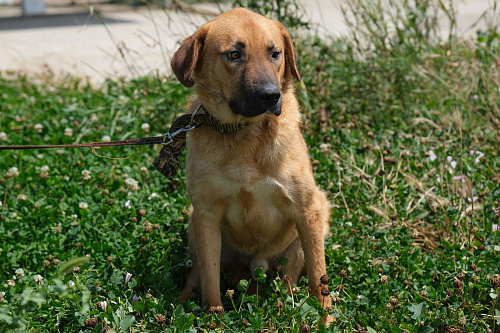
[271, 51, 281, 59]
[227, 51, 241, 60]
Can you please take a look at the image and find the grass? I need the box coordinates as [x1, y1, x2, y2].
[1, 0, 500, 332]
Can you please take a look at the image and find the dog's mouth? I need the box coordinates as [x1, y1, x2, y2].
[229, 97, 282, 118]
[266, 98, 282, 116]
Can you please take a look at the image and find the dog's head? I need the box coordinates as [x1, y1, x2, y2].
[171, 8, 300, 124]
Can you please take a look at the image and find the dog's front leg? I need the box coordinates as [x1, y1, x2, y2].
[295, 198, 333, 315]
[191, 208, 223, 309]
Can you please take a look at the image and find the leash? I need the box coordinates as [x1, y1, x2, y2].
[0, 137, 164, 151]
[0, 105, 247, 180]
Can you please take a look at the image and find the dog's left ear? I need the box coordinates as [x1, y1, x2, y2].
[171, 26, 209, 87]
[277, 23, 301, 82]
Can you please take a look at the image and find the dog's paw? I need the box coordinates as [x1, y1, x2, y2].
[250, 258, 270, 281]
[321, 314, 335, 327]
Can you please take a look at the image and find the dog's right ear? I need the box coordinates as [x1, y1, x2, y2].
[171, 26, 208, 87]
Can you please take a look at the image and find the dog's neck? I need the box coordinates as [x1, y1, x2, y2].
[197, 105, 250, 134]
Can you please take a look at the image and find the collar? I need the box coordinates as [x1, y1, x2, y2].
[195, 105, 248, 133]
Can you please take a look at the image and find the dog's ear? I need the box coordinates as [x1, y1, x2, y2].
[277, 23, 301, 82]
[171, 26, 209, 87]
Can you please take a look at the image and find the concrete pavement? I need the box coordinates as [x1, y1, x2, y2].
[0, 0, 494, 83]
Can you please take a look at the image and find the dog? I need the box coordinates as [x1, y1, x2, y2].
[171, 8, 333, 323]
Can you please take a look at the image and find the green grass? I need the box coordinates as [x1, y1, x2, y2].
[1, 1, 500, 332]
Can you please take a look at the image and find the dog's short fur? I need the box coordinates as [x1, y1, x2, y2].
[171, 8, 332, 320]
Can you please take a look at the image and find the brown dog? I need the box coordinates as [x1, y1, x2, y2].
[171, 8, 332, 322]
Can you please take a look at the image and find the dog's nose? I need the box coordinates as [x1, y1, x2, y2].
[258, 84, 281, 106]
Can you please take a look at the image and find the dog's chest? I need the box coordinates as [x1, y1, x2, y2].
[215, 163, 294, 225]
[210, 164, 297, 256]
[221, 164, 290, 206]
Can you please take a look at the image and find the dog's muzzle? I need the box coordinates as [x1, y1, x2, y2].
[230, 83, 282, 117]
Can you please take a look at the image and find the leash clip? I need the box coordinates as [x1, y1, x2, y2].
[161, 105, 202, 145]
[161, 126, 196, 145]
